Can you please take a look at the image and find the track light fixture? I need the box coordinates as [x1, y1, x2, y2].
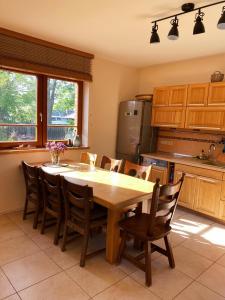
[217, 6, 225, 29]
[150, 1, 225, 44]
[168, 16, 179, 40]
[150, 22, 160, 44]
[193, 9, 205, 35]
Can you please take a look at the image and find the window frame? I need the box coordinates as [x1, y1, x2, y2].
[0, 67, 83, 149]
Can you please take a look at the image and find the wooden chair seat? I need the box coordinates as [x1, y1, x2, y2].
[119, 214, 171, 241]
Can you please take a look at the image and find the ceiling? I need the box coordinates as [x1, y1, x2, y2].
[0, 0, 225, 67]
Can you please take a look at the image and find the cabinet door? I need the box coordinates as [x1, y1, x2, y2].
[169, 85, 187, 106]
[194, 176, 221, 218]
[208, 82, 225, 106]
[152, 107, 185, 128]
[219, 201, 225, 221]
[149, 166, 167, 184]
[174, 171, 197, 209]
[153, 87, 170, 106]
[185, 107, 225, 131]
[187, 83, 209, 106]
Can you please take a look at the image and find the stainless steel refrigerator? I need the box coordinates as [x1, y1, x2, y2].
[116, 100, 157, 163]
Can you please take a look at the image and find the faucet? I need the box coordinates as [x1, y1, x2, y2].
[208, 143, 216, 160]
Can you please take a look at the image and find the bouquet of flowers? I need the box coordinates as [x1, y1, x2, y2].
[46, 141, 67, 165]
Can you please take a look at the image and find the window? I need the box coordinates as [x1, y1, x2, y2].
[0, 69, 82, 148]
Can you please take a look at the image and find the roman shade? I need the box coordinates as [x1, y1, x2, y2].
[0, 27, 94, 81]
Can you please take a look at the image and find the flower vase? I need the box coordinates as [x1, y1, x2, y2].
[51, 152, 60, 165]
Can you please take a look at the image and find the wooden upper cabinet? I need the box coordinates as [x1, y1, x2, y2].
[208, 82, 225, 106]
[169, 85, 187, 106]
[152, 107, 185, 128]
[153, 87, 170, 106]
[185, 107, 225, 131]
[187, 83, 209, 106]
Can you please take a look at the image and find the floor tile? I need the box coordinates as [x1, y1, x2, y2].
[2, 251, 61, 291]
[8, 212, 37, 235]
[197, 263, 225, 297]
[4, 294, 21, 300]
[201, 224, 225, 249]
[182, 235, 225, 261]
[0, 222, 24, 243]
[0, 236, 39, 266]
[130, 257, 192, 300]
[66, 255, 126, 297]
[175, 281, 225, 300]
[172, 245, 212, 279]
[28, 231, 54, 250]
[0, 269, 15, 299]
[171, 215, 210, 236]
[217, 253, 225, 268]
[93, 276, 159, 300]
[0, 214, 12, 226]
[19, 272, 89, 300]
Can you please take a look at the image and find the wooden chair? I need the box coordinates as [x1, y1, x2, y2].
[100, 155, 123, 172]
[80, 152, 97, 166]
[117, 174, 185, 286]
[124, 160, 151, 181]
[61, 178, 107, 267]
[21, 161, 42, 229]
[40, 169, 63, 245]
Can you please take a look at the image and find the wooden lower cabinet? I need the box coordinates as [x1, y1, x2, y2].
[174, 170, 196, 209]
[151, 107, 185, 128]
[194, 177, 221, 218]
[219, 201, 225, 221]
[150, 166, 167, 184]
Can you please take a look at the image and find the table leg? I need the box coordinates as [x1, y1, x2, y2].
[106, 209, 123, 264]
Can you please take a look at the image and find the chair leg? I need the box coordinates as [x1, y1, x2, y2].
[23, 197, 28, 220]
[33, 205, 40, 229]
[117, 230, 127, 264]
[145, 241, 152, 287]
[164, 235, 175, 268]
[40, 210, 47, 234]
[61, 224, 69, 252]
[54, 217, 62, 245]
[80, 228, 90, 267]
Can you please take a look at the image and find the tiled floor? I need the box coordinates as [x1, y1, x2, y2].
[0, 209, 225, 299]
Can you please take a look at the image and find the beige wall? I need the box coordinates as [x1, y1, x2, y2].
[0, 57, 139, 214]
[138, 53, 225, 93]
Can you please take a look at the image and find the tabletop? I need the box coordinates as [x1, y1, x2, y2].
[41, 162, 155, 210]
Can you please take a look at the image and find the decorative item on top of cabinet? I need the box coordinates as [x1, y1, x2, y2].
[153, 87, 170, 106]
[152, 107, 185, 128]
[169, 85, 187, 106]
[185, 107, 225, 131]
[187, 83, 209, 106]
[208, 82, 225, 106]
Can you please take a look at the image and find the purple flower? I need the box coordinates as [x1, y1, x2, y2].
[46, 141, 67, 154]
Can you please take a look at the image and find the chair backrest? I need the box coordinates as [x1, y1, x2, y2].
[100, 155, 123, 172]
[21, 161, 41, 200]
[124, 160, 151, 181]
[147, 173, 185, 236]
[80, 152, 97, 166]
[62, 177, 93, 223]
[40, 169, 62, 213]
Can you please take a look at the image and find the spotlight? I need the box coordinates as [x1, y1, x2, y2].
[150, 22, 160, 44]
[217, 6, 225, 29]
[168, 16, 179, 40]
[193, 9, 205, 34]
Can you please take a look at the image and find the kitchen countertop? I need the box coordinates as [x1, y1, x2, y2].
[141, 152, 225, 172]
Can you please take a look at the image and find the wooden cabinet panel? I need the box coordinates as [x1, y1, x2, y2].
[219, 201, 225, 221]
[169, 85, 187, 106]
[175, 170, 196, 209]
[221, 181, 225, 200]
[149, 166, 167, 184]
[175, 164, 223, 180]
[153, 87, 170, 106]
[152, 107, 185, 128]
[208, 82, 225, 106]
[185, 107, 225, 131]
[194, 176, 221, 218]
[187, 83, 209, 106]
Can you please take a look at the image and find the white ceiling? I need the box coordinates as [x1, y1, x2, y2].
[0, 0, 225, 67]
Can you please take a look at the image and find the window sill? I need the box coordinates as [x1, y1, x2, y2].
[0, 146, 89, 155]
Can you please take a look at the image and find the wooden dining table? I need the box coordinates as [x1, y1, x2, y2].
[41, 162, 155, 264]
